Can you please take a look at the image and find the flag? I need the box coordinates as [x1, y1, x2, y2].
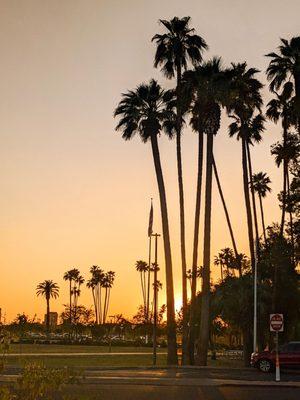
[148, 200, 153, 237]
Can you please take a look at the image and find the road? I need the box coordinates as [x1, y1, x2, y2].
[2, 366, 300, 399]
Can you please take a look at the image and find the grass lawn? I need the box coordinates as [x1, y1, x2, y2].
[4, 354, 167, 369]
[9, 344, 166, 354]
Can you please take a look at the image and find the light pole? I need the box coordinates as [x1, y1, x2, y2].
[152, 233, 160, 366]
[253, 239, 258, 353]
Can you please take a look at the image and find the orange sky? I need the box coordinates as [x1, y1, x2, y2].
[0, 0, 299, 322]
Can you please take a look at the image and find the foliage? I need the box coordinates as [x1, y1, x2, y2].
[0, 362, 80, 400]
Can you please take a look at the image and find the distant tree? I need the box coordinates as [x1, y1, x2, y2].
[135, 260, 149, 319]
[252, 172, 272, 242]
[36, 280, 59, 331]
[63, 268, 80, 324]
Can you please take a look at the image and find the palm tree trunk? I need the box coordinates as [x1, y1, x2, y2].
[246, 143, 260, 250]
[46, 297, 50, 332]
[103, 288, 108, 324]
[280, 126, 288, 236]
[140, 272, 146, 317]
[176, 65, 188, 365]
[189, 130, 204, 364]
[150, 133, 177, 365]
[242, 137, 255, 271]
[197, 133, 214, 366]
[92, 288, 98, 324]
[212, 155, 239, 260]
[294, 73, 300, 135]
[69, 280, 72, 325]
[258, 194, 267, 243]
[286, 171, 295, 264]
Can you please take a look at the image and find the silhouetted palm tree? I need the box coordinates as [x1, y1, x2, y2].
[267, 82, 297, 235]
[227, 63, 264, 272]
[87, 265, 105, 324]
[266, 37, 300, 134]
[36, 280, 59, 332]
[63, 268, 80, 324]
[73, 274, 84, 323]
[152, 17, 207, 363]
[212, 155, 239, 261]
[114, 79, 178, 364]
[252, 172, 272, 242]
[102, 271, 115, 324]
[271, 133, 299, 252]
[186, 57, 228, 366]
[135, 260, 149, 319]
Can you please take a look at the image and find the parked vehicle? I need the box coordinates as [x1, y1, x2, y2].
[251, 342, 300, 372]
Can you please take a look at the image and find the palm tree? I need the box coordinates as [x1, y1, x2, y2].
[114, 79, 178, 364]
[184, 57, 228, 365]
[73, 274, 84, 323]
[152, 17, 207, 364]
[87, 265, 105, 324]
[252, 172, 272, 242]
[63, 268, 79, 324]
[102, 271, 115, 324]
[271, 134, 299, 254]
[226, 63, 264, 272]
[266, 37, 300, 134]
[135, 260, 149, 319]
[212, 155, 239, 261]
[36, 280, 59, 332]
[267, 82, 297, 235]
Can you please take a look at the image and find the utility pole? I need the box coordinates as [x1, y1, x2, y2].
[152, 233, 160, 366]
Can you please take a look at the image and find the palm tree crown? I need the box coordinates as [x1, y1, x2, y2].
[266, 37, 300, 92]
[152, 16, 207, 79]
[36, 280, 59, 300]
[252, 172, 272, 198]
[114, 79, 175, 142]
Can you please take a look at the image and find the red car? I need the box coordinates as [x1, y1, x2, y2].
[251, 342, 300, 372]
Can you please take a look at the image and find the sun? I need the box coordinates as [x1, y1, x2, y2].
[174, 296, 183, 312]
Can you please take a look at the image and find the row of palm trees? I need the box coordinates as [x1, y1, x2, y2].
[114, 16, 300, 365]
[86, 266, 116, 324]
[36, 267, 116, 330]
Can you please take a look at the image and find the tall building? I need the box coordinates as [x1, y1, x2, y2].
[44, 312, 58, 327]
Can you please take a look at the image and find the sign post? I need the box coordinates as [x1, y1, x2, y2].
[270, 314, 284, 382]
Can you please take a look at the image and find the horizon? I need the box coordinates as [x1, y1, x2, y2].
[1, 0, 300, 322]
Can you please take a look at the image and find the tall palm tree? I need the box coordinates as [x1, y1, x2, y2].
[212, 155, 239, 261]
[114, 79, 178, 364]
[185, 57, 228, 366]
[36, 280, 59, 332]
[135, 260, 149, 319]
[266, 37, 300, 134]
[226, 63, 264, 272]
[87, 265, 105, 324]
[73, 274, 84, 323]
[266, 82, 297, 235]
[252, 172, 272, 242]
[271, 133, 299, 254]
[63, 268, 79, 324]
[152, 17, 207, 364]
[102, 271, 115, 324]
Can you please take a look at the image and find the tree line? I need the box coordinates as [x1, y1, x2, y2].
[114, 16, 300, 366]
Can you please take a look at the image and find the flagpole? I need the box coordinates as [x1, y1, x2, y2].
[147, 199, 153, 322]
[147, 235, 152, 320]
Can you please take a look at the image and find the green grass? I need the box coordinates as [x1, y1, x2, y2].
[4, 354, 167, 369]
[9, 344, 166, 354]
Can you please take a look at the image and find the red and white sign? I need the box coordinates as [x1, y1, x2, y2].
[270, 314, 284, 332]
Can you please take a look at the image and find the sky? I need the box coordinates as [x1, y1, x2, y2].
[0, 0, 299, 322]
